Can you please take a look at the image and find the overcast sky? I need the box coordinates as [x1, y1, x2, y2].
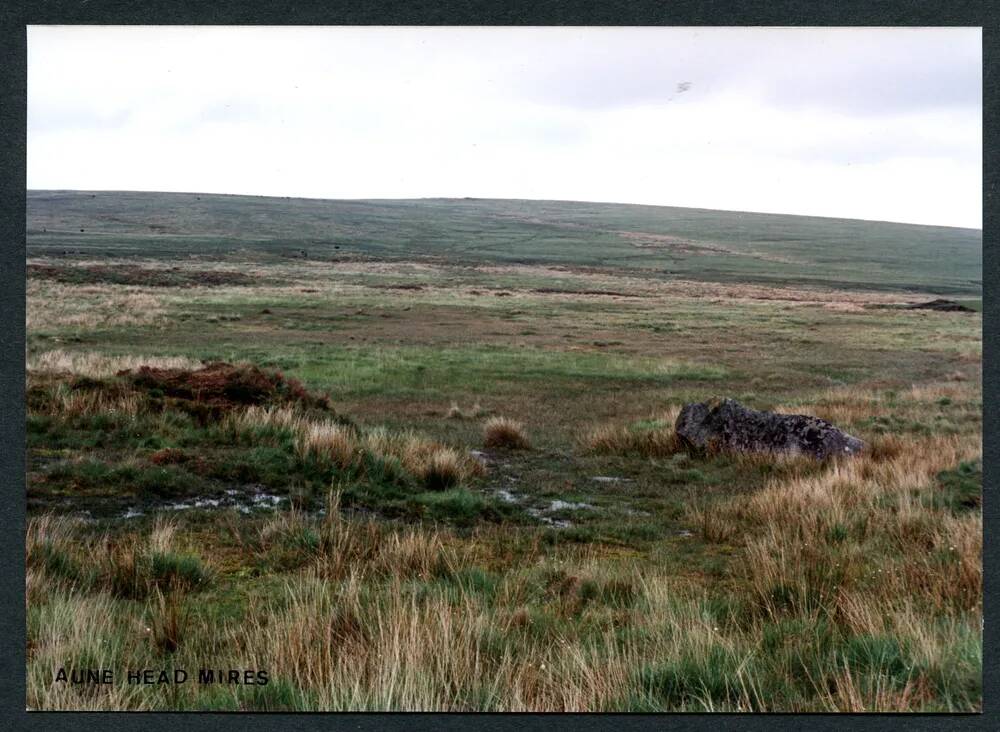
[27, 26, 981, 228]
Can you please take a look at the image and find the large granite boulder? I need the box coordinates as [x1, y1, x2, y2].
[675, 398, 864, 460]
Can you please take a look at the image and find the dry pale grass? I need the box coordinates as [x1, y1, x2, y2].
[701, 432, 981, 619]
[28, 349, 202, 379]
[581, 423, 681, 457]
[27, 486, 981, 711]
[228, 404, 306, 433]
[258, 493, 457, 582]
[26, 513, 81, 559]
[222, 552, 830, 711]
[372, 528, 455, 580]
[228, 408, 484, 486]
[148, 517, 177, 554]
[774, 379, 981, 426]
[27, 591, 152, 711]
[580, 406, 682, 457]
[483, 416, 530, 450]
[415, 447, 471, 490]
[40, 383, 144, 417]
[27, 280, 170, 332]
[296, 421, 359, 468]
[820, 665, 929, 713]
[363, 428, 485, 484]
[226, 565, 657, 710]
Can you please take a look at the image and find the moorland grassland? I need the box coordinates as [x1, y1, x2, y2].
[25, 192, 982, 711]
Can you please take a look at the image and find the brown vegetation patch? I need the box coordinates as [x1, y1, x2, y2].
[28, 263, 256, 288]
[533, 287, 637, 298]
[368, 283, 426, 291]
[26, 361, 337, 424]
[617, 230, 722, 255]
[149, 448, 188, 466]
[123, 362, 330, 413]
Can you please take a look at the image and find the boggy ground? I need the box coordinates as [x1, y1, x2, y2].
[26, 255, 982, 711]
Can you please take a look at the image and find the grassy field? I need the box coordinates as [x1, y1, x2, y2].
[25, 192, 982, 711]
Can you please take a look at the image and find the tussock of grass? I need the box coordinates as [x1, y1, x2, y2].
[27, 281, 170, 333]
[297, 421, 358, 467]
[483, 416, 530, 450]
[416, 447, 468, 491]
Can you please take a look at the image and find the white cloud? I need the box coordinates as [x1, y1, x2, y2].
[27, 26, 982, 228]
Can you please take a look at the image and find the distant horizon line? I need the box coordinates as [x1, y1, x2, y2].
[26, 188, 984, 232]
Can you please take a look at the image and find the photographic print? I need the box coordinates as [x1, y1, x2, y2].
[24, 26, 982, 711]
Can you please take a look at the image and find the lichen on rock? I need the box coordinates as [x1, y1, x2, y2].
[675, 398, 864, 460]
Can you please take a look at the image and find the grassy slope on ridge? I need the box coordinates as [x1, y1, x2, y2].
[27, 190, 982, 295]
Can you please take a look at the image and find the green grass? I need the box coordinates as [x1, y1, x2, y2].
[931, 459, 982, 513]
[28, 190, 981, 294]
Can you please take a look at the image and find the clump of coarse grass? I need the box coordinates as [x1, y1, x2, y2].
[148, 518, 177, 554]
[229, 404, 306, 434]
[416, 447, 467, 490]
[26, 514, 80, 561]
[296, 421, 358, 468]
[148, 589, 188, 655]
[483, 416, 530, 450]
[361, 428, 484, 485]
[29, 378, 145, 418]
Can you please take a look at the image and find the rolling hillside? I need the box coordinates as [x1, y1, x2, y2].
[27, 190, 982, 294]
